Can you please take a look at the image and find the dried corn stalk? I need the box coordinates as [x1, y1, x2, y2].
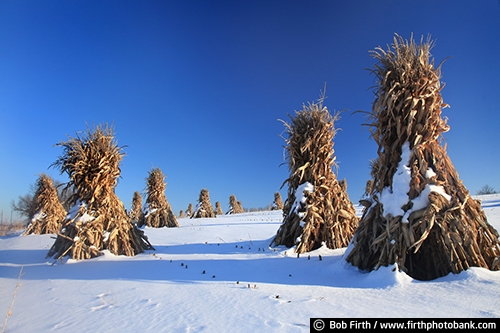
[23, 173, 66, 235]
[346, 34, 500, 280]
[47, 124, 154, 260]
[192, 188, 215, 218]
[139, 167, 178, 228]
[128, 191, 143, 225]
[185, 203, 193, 218]
[227, 194, 244, 214]
[215, 202, 224, 215]
[271, 192, 284, 210]
[270, 97, 359, 253]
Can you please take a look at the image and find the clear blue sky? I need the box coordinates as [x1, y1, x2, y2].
[1, 0, 499, 221]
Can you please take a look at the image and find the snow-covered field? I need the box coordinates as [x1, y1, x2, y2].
[1, 194, 499, 332]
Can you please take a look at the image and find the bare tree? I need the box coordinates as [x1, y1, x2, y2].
[477, 185, 497, 195]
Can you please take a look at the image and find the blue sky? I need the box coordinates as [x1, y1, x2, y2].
[1, 0, 499, 220]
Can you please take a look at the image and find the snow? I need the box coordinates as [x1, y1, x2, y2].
[378, 142, 451, 223]
[291, 182, 314, 219]
[1, 195, 500, 332]
[66, 201, 83, 220]
[144, 208, 157, 217]
[66, 200, 95, 224]
[379, 142, 412, 218]
[31, 210, 46, 223]
[403, 184, 451, 223]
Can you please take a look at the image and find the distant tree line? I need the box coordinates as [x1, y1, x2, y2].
[476, 185, 498, 195]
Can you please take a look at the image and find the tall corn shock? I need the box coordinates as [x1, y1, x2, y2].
[140, 167, 178, 228]
[271, 98, 358, 254]
[47, 124, 153, 260]
[346, 35, 500, 280]
[23, 173, 66, 235]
